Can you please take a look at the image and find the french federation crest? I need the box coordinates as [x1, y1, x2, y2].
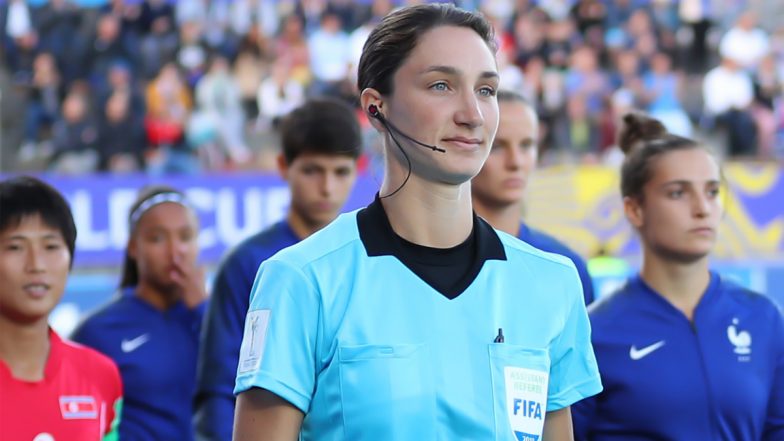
[504, 367, 548, 441]
[727, 317, 752, 361]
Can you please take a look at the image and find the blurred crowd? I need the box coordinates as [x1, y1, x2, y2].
[1, 0, 783, 175]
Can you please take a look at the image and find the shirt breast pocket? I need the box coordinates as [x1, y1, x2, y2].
[338, 343, 436, 440]
[488, 344, 550, 441]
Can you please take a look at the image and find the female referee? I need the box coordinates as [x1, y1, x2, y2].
[571, 114, 784, 440]
[73, 186, 207, 441]
[233, 4, 601, 441]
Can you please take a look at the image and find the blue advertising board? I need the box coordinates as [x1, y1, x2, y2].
[36, 173, 379, 267]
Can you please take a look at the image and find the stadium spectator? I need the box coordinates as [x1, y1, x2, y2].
[138, 0, 179, 81]
[73, 185, 207, 441]
[194, 97, 362, 441]
[95, 59, 146, 124]
[703, 56, 758, 156]
[677, 0, 715, 73]
[193, 54, 251, 166]
[49, 89, 100, 173]
[273, 14, 311, 86]
[83, 13, 136, 87]
[572, 112, 784, 440]
[1, 0, 38, 80]
[2, 0, 782, 171]
[20, 52, 62, 163]
[33, 0, 82, 83]
[176, 19, 209, 89]
[144, 62, 196, 173]
[0, 176, 123, 441]
[641, 51, 693, 137]
[306, 10, 351, 98]
[719, 11, 770, 73]
[751, 54, 783, 157]
[97, 90, 146, 172]
[256, 57, 306, 128]
[565, 45, 610, 116]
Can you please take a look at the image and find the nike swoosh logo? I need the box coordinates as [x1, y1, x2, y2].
[629, 340, 665, 360]
[121, 334, 150, 353]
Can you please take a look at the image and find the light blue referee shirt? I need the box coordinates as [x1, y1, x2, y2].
[235, 198, 602, 440]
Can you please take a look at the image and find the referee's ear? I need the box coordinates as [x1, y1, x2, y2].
[360, 87, 385, 133]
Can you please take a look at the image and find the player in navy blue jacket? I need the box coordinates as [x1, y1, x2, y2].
[472, 90, 594, 305]
[571, 113, 784, 440]
[193, 98, 363, 441]
[73, 186, 208, 441]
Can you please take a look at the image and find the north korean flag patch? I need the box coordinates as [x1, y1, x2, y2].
[59, 396, 98, 419]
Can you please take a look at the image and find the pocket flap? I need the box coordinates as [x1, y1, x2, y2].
[339, 343, 425, 362]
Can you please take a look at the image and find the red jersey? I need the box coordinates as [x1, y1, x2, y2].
[0, 330, 122, 441]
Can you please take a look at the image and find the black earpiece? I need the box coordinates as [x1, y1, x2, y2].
[367, 104, 445, 154]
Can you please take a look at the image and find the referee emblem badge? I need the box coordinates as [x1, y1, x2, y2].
[239, 309, 271, 373]
[504, 366, 548, 441]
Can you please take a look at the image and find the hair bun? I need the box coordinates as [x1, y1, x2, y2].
[618, 113, 667, 154]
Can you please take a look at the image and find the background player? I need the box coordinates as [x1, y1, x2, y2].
[193, 97, 362, 441]
[472, 90, 595, 304]
[0, 176, 122, 441]
[73, 186, 206, 441]
[571, 113, 784, 440]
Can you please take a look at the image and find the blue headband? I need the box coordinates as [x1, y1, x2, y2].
[129, 192, 191, 228]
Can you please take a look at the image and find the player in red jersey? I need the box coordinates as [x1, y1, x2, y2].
[0, 176, 123, 441]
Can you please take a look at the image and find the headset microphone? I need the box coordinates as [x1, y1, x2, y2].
[368, 105, 446, 153]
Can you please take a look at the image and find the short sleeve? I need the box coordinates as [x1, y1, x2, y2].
[546, 265, 603, 411]
[234, 258, 321, 413]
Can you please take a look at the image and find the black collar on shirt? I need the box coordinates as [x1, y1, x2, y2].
[357, 194, 506, 299]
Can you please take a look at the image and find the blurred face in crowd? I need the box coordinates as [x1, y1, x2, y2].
[737, 11, 757, 30]
[283, 15, 304, 40]
[625, 148, 722, 263]
[106, 93, 130, 122]
[129, 203, 199, 295]
[472, 99, 538, 209]
[651, 52, 672, 75]
[280, 153, 358, 232]
[97, 14, 120, 42]
[0, 215, 70, 325]
[616, 50, 639, 77]
[63, 94, 87, 123]
[108, 65, 131, 88]
[571, 46, 598, 72]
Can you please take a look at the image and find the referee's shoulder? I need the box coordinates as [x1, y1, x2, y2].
[267, 212, 360, 269]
